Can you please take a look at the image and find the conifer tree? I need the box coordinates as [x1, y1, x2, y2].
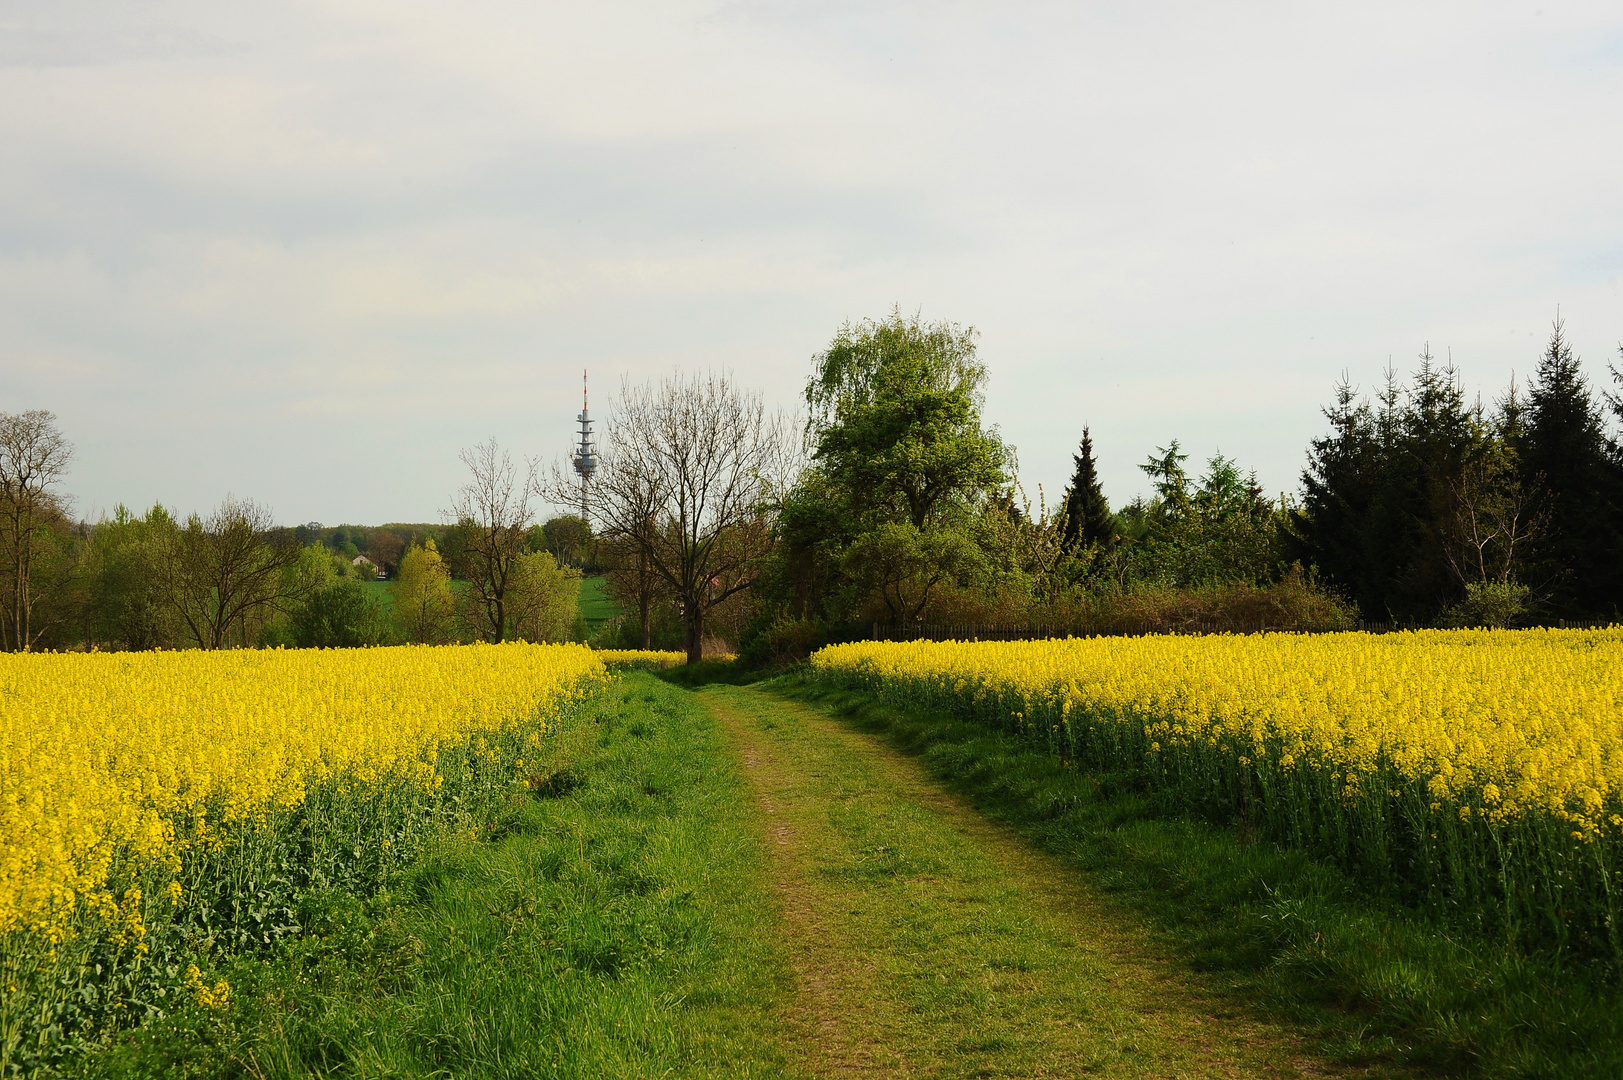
[1060, 427, 1114, 553]
[1297, 377, 1378, 611]
[1386, 348, 1481, 618]
[1300, 351, 1498, 623]
[1610, 345, 1623, 454]
[1521, 318, 1619, 615]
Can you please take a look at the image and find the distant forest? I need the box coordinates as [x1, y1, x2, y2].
[2, 311, 1620, 655]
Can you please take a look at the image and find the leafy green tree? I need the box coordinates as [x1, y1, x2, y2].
[762, 310, 1012, 629]
[751, 469, 841, 624]
[80, 504, 178, 649]
[438, 520, 471, 580]
[292, 578, 392, 648]
[842, 520, 983, 622]
[806, 309, 1010, 529]
[505, 550, 582, 642]
[538, 515, 591, 567]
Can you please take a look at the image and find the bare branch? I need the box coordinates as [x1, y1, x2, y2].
[562, 370, 797, 663]
[0, 410, 74, 651]
[149, 495, 303, 649]
[446, 438, 540, 642]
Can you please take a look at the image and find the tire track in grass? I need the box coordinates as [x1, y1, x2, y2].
[701, 683, 1374, 1080]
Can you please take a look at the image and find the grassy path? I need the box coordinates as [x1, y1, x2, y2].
[92, 674, 792, 1079]
[702, 683, 1360, 1080]
[90, 672, 1404, 1079]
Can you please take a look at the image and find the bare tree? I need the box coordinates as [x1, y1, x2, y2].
[1443, 457, 1545, 589]
[0, 410, 74, 651]
[598, 529, 669, 648]
[447, 438, 540, 643]
[151, 496, 304, 649]
[575, 371, 796, 664]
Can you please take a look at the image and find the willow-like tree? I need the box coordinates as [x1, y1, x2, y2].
[805, 308, 1010, 529]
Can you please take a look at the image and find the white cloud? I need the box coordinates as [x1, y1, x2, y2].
[1, 0, 1620, 522]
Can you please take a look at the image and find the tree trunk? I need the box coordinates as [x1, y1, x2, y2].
[11, 502, 32, 652]
[637, 548, 652, 648]
[684, 599, 703, 665]
[9, 540, 21, 652]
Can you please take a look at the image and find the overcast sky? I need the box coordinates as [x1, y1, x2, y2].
[3, 1, 1622, 525]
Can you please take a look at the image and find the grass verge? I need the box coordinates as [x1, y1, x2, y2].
[773, 673, 1623, 1080]
[89, 673, 791, 1080]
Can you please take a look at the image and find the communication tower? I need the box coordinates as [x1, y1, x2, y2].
[570, 370, 597, 521]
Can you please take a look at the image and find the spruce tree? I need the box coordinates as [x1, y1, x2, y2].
[1300, 352, 1492, 623]
[1387, 348, 1481, 620]
[1610, 346, 1623, 451]
[1607, 347, 1623, 588]
[1060, 427, 1114, 553]
[1298, 377, 1380, 613]
[1521, 318, 1619, 615]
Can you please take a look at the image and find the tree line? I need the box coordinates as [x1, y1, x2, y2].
[581, 309, 1623, 663]
[1297, 320, 1623, 625]
[6, 310, 1618, 657]
[0, 421, 587, 651]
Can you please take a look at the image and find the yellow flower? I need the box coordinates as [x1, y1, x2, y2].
[0, 643, 606, 943]
[810, 628, 1623, 839]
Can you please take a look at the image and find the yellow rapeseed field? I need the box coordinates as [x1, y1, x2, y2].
[812, 630, 1623, 831]
[811, 630, 1623, 956]
[597, 649, 687, 669]
[0, 643, 606, 945]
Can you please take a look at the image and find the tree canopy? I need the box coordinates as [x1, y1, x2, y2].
[806, 309, 1011, 530]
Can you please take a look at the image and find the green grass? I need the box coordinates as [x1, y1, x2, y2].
[774, 673, 1623, 1079]
[577, 576, 622, 634]
[362, 578, 394, 615]
[700, 683, 1343, 1078]
[79, 661, 1621, 1078]
[90, 673, 792, 1080]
